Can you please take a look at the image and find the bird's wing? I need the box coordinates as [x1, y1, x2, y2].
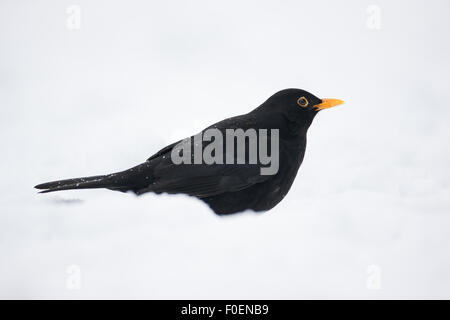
[147, 140, 182, 162]
[141, 160, 269, 198]
[141, 114, 272, 197]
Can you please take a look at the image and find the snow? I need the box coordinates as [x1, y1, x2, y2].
[1, 0, 450, 299]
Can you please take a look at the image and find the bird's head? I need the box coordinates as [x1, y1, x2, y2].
[259, 88, 344, 135]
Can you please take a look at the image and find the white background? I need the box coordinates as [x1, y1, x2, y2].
[1, 0, 449, 298]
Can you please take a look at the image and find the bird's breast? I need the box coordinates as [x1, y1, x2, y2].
[249, 136, 306, 211]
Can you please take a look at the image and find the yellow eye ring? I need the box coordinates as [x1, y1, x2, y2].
[297, 96, 309, 107]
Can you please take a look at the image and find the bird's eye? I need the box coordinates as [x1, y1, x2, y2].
[297, 97, 309, 107]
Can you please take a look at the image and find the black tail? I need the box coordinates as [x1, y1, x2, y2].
[35, 163, 152, 194]
[35, 175, 114, 193]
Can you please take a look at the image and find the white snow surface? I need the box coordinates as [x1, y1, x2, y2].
[1, 0, 450, 299]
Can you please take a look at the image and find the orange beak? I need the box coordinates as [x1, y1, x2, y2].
[315, 98, 344, 110]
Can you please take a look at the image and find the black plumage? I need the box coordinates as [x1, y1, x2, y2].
[35, 89, 343, 215]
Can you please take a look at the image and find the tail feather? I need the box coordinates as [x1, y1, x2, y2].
[35, 162, 153, 194]
[35, 175, 119, 193]
[35, 175, 107, 190]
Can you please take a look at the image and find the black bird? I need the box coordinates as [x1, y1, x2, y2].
[35, 89, 343, 215]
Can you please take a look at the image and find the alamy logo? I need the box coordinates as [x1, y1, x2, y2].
[171, 128, 279, 175]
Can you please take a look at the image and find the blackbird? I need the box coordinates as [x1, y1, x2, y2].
[35, 89, 343, 215]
